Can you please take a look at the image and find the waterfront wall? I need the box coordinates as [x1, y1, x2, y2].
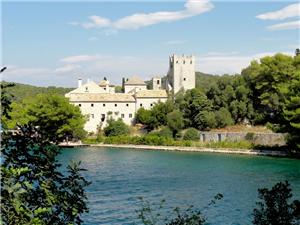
[199, 132, 287, 146]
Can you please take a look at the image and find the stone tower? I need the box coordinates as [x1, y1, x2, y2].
[152, 77, 162, 90]
[166, 54, 195, 94]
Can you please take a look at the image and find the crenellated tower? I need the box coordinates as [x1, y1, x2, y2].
[166, 54, 195, 94]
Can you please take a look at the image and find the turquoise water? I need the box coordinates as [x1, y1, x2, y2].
[58, 147, 300, 225]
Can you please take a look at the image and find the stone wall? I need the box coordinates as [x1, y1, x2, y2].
[199, 132, 287, 146]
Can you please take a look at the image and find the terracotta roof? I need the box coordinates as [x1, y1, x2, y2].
[135, 90, 168, 98]
[124, 76, 146, 85]
[67, 93, 135, 102]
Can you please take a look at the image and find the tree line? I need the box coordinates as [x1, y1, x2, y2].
[135, 52, 300, 150]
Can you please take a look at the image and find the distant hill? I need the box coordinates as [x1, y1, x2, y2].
[195, 72, 222, 92]
[145, 72, 222, 92]
[3, 72, 222, 102]
[1, 81, 73, 102]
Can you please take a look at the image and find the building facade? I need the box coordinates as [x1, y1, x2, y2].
[65, 54, 196, 133]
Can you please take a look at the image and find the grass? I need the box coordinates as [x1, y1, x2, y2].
[83, 135, 255, 150]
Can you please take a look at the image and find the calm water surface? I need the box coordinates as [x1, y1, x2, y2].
[58, 147, 300, 225]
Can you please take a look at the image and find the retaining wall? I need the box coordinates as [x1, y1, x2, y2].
[199, 132, 287, 146]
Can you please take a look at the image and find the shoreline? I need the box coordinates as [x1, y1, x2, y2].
[87, 143, 290, 157]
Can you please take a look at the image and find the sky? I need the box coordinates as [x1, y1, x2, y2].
[2, 0, 300, 87]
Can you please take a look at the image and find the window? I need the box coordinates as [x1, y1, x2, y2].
[104, 88, 106, 90]
[91, 103, 94, 107]
[157, 80, 160, 85]
[183, 78, 186, 81]
[101, 114, 105, 122]
[85, 87, 88, 92]
[126, 103, 129, 107]
[121, 114, 125, 118]
[140, 103, 143, 107]
[115, 104, 117, 107]
[150, 103, 153, 107]
[176, 60, 178, 63]
[91, 114, 94, 119]
[103, 104, 106, 107]
[183, 60, 185, 64]
[129, 113, 132, 118]
[78, 104, 81, 107]
[190, 60, 192, 64]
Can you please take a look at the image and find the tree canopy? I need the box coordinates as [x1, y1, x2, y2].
[6, 94, 86, 142]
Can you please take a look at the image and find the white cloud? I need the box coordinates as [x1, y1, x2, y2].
[3, 66, 50, 76]
[206, 51, 239, 56]
[197, 51, 294, 75]
[54, 64, 81, 73]
[4, 51, 295, 87]
[164, 40, 187, 45]
[61, 54, 103, 63]
[71, 0, 213, 30]
[80, 15, 111, 29]
[267, 20, 300, 30]
[256, 3, 300, 20]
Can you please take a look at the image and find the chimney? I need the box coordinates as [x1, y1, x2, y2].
[78, 78, 82, 88]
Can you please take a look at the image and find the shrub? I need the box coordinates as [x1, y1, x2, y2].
[215, 107, 234, 128]
[183, 128, 200, 141]
[195, 111, 217, 130]
[245, 132, 255, 141]
[104, 119, 130, 137]
[167, 110, 184, 137]
[159, 126, 173, 139]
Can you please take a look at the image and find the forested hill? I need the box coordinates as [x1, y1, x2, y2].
[4, 72, 225, 102]
[195, 72, 223, 91]
[1, 81, 73, 102]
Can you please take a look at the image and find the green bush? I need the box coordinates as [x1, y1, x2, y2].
[215, 107, 234, 128]
[159, 126, 173, 138]
[104, 119, 130, 137]
[183, 128, 199, 141]
[245, 132, 255, 141]
[167, 110, 184, 137]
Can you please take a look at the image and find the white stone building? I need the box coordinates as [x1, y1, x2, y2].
[166, 54, 195, 95]
[65, 54, 196, 133]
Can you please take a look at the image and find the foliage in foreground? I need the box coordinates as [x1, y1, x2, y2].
[5, 94, 86, 142]
[137, 181, 300, 225]
[253, 181, 300, 225]
[1, 82, 15, 128]
[137, 194, 223, 225]
[1, 126, 91, 225]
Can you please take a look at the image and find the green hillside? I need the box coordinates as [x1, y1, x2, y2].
[1, 81, 74, 102]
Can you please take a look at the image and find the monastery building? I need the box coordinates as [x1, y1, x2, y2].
[65, 54, 196, 133]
